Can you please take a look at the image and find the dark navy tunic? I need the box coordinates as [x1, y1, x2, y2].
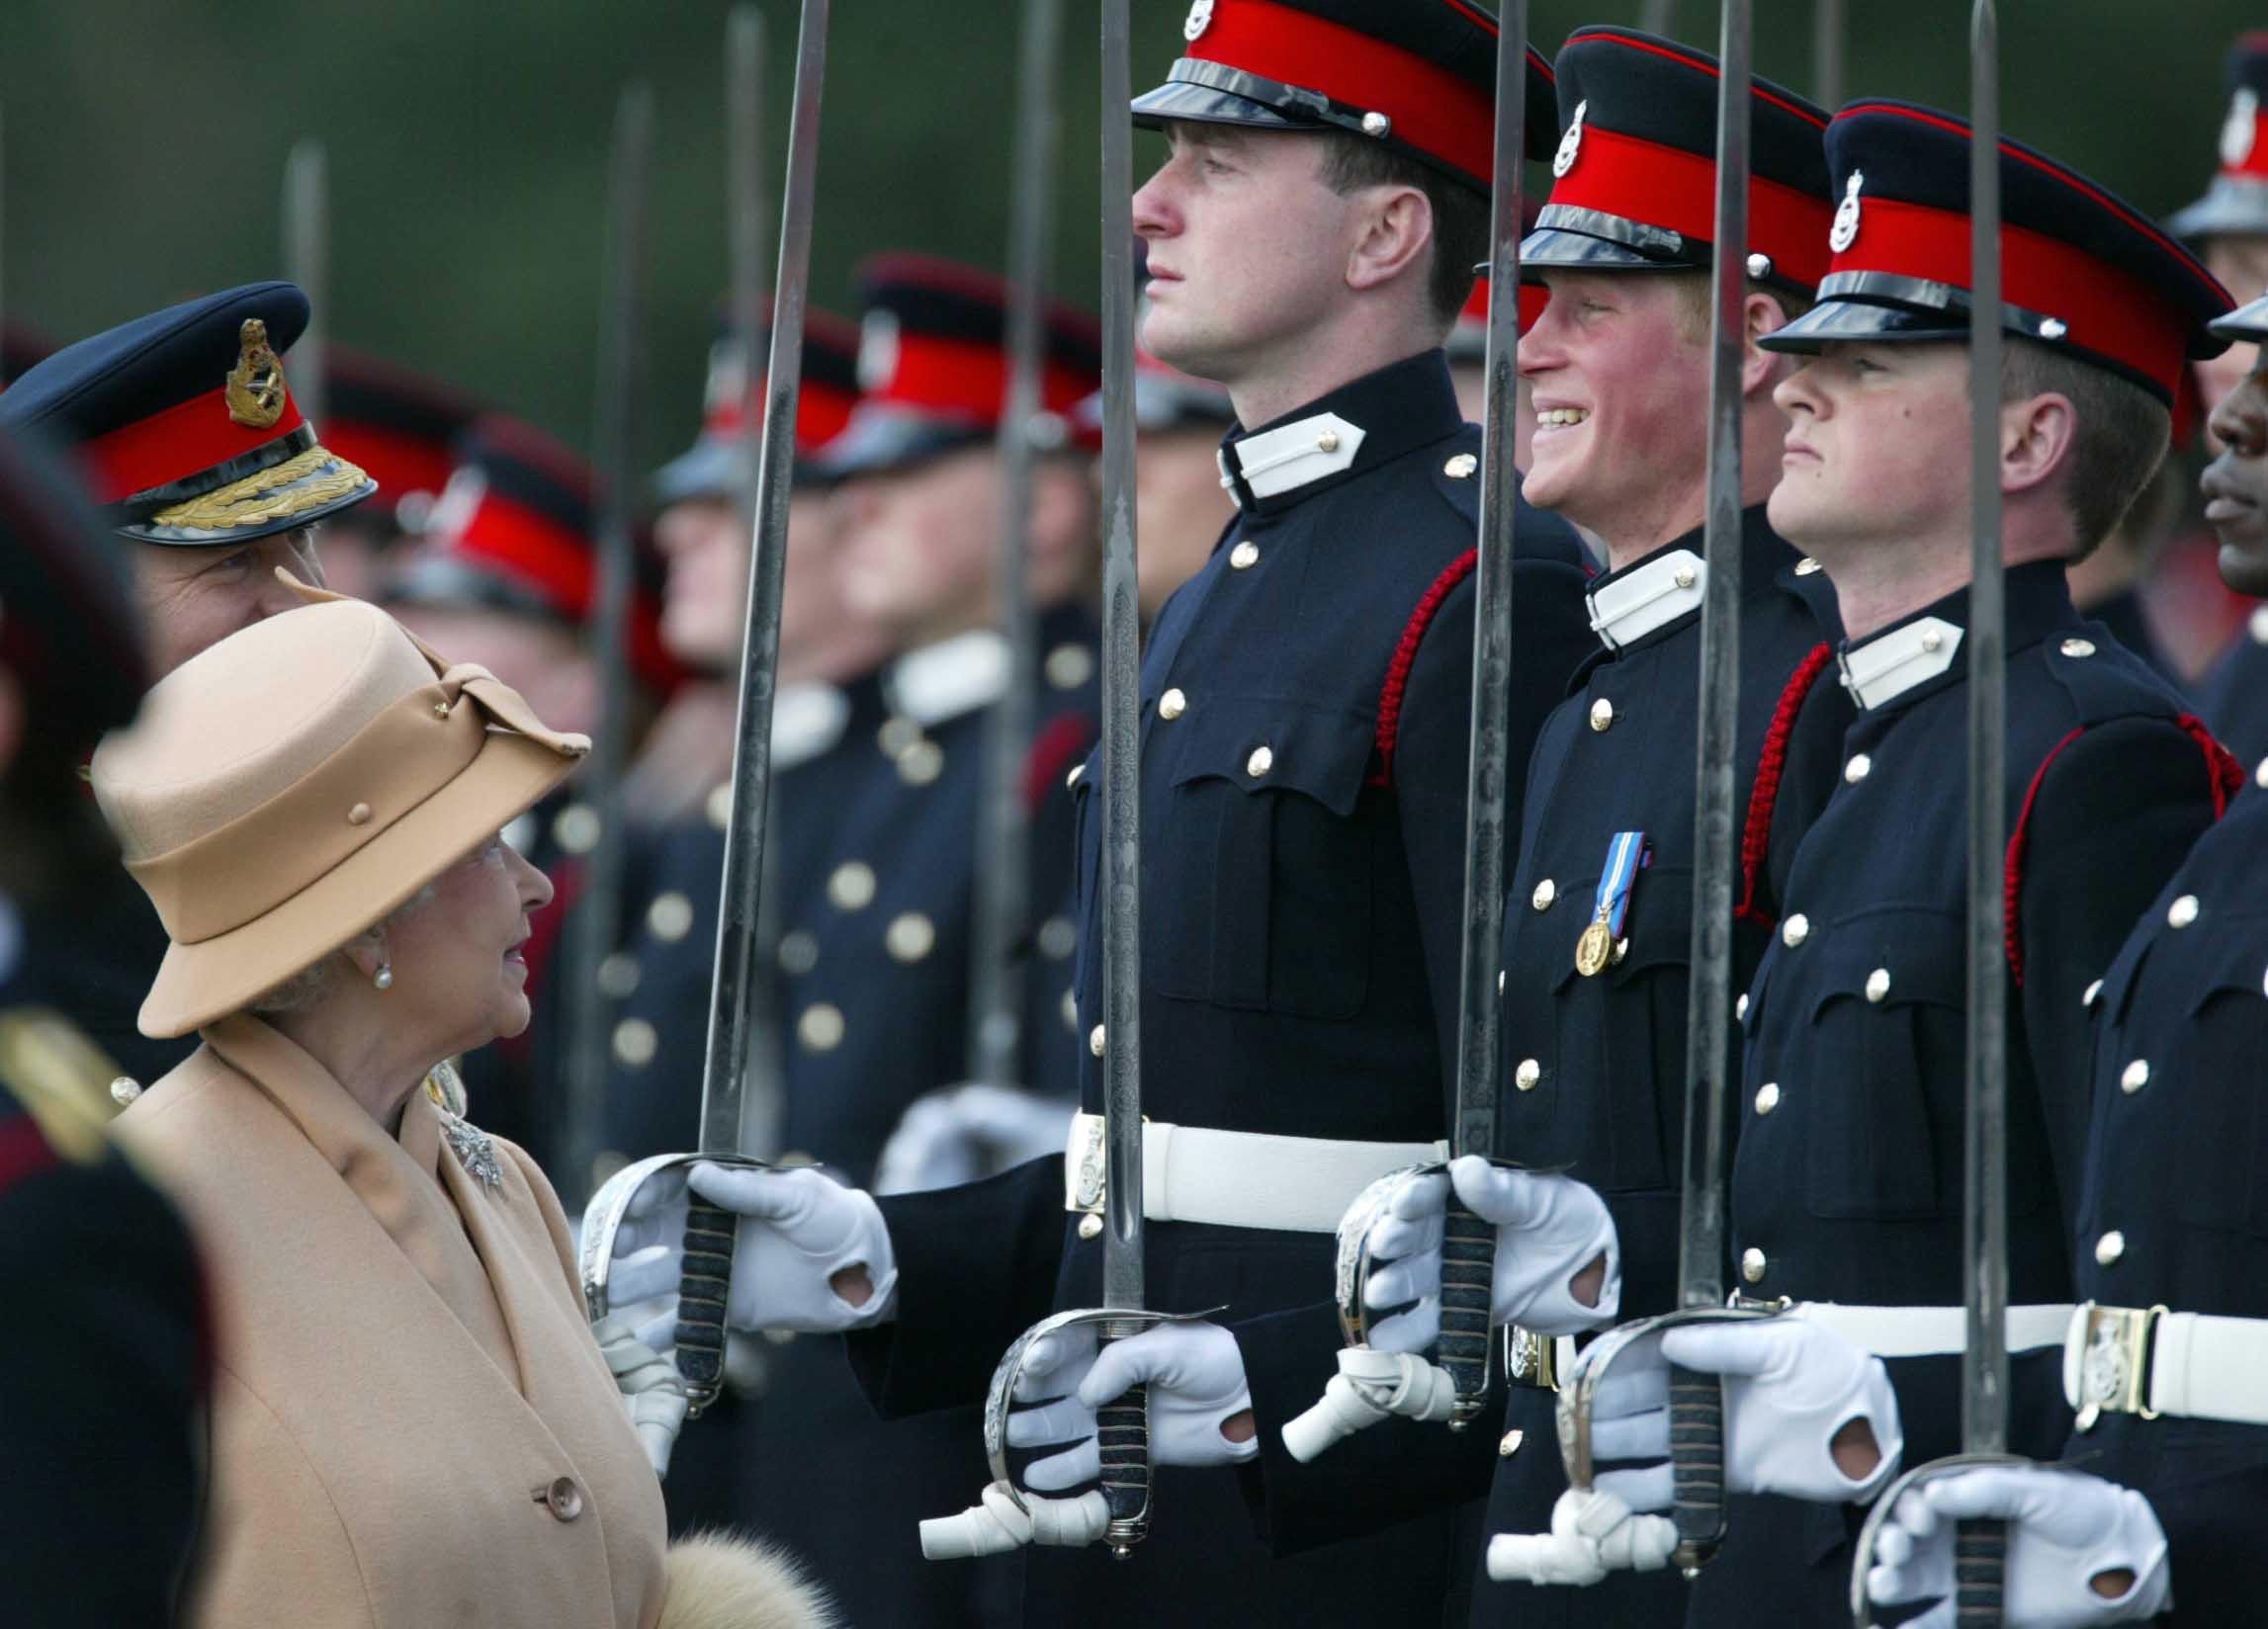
[1696, 562, 2225, 1627]
[2197, 604, 2268, 770]
[1474, 508, 1848, 1628]
[854, 350, 1598, 1628]
[2064, 750, 2264, 1625]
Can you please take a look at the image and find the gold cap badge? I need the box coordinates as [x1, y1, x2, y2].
[224, 318, 289, 429]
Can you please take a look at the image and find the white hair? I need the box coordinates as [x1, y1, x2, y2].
[247, 881, 439, 1017]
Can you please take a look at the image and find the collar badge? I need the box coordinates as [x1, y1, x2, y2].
[1552, 100, 1587, 179]
[1829, 170, 1865, 254]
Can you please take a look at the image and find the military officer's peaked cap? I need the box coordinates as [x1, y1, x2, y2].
[2213, 289, 2268, 345]
[812, 253, 1102, 480]
[0, 282, 375, 546]
[653, 302, 862, 506]
[0, 423, 147, 753]
[1133, 0, 1553, 197]
[1759, 102, 2235, 406]
[2170, 34, 2268, 244]
[1524, 27, 1833, 299]
[321, 348, 481, 528]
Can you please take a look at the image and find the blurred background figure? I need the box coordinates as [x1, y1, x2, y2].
[1, 322, 52, 388]
[0, 420, 209, 1629]
[0, 282, 373, 1085]
[313, 345, 482, 602]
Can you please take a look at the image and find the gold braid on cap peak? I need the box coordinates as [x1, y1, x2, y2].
[150, 444, 371, 532]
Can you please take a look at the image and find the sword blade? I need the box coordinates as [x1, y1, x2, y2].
[968, 0, 1064, 1090]
[561, 83, 652, 1211]
[281, 139, 328, 427]
[1962, 0, 2011, 1463]
[1676, 0, 1749, 1314]
[1097, 0, 1144, 1318]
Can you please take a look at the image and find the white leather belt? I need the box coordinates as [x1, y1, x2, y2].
[1782, 1300, 2075, 1359]
[2063, 1302, 2268, 1429]
[1063, 1112, 1443, 1234]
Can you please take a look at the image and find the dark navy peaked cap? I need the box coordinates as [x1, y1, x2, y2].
[0, 282, 374, 546]
[1131, 0, 1554, 197]
[1525, 27, 1833, 298]
[1761, 102, 2234, 406]
[2170, 33, 2268, 244]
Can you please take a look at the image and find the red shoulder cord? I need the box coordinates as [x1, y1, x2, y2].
[1022, 712, 1098, 814]
[1732, 643, 1835, 927]
[1370, 548, 1479, 789]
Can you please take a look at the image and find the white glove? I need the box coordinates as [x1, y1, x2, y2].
[1279, 1346, 1464, 1462]
[1571, 1318, 1902, 1516]
[918, 1480, 1110, 1561]
[873, 1083, 1077, 1196]
[1864, 1466, 2172, 1628]
[1486, 1486, 1677, 1586]
[591, 1312, 688, 1479]
[1005, 1319, 1258, 1491]
[597, 1160, 897, 1337]
[1361, 1156, 1620, 1352]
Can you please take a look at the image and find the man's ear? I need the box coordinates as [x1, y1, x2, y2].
[1346, 186, 1434, 295]
[2001, 390, 2077, 498]
[1741, 290, 1793, 398]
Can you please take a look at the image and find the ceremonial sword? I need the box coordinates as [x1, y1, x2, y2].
[674, 0, 833, 1417]
[1554, 0, 1764, 1578]
[1851, 5, 2020, 1621]
[281, 139, 328, 428]
[560, 82, 651, 1215]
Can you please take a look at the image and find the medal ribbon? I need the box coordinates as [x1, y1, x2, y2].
[1593, 830, 1646, 939]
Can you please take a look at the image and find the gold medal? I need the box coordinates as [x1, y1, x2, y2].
[1575, 916, 1614, 978]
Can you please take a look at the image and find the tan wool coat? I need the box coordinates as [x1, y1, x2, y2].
[114, 1015, 668, 1629]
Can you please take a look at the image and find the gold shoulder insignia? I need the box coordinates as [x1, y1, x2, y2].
[0, 1006, 124, 1164]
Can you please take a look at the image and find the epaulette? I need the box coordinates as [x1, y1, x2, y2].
[1733, 643, 1836, 927]
[1371, 548, 1479, 790]
[0, 1005, 125, 1165]
[2038, 634, 2187, 727]
[1415, 433, 1485, 530]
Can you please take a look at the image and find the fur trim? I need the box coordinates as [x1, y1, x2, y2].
[660, 1532, 839, 1629]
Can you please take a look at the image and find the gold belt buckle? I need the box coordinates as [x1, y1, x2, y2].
[2074, 1302, 2166, 1430]
[1503, 1325, 1560, 1390]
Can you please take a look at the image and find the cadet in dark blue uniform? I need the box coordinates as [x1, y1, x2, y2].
[1690, 103, 2240, 1625]
[0, 420, 209, 1627]
[315, 345, 481, 603]
[0, 283, 375, 1091]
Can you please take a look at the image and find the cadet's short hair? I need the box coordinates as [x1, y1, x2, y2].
[1316, 135, 1487, 335]
[2001, 340, 2171, 561]
[1667, 271, 1814, 342]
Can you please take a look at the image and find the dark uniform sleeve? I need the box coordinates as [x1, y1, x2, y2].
[2013, 718, 2220, 1218]
[843, 1154, 1069, 1418]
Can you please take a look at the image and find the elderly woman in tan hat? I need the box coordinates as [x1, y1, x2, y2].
[95, 586, 829, 1629]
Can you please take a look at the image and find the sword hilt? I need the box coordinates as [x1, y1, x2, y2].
[1438, 1197, 1495, 1427]
[673, 1196, 737, 1417]
[1095, 1317, 1152, 1559]
[1953, 1517, 2006, 1627]
[1667, 1362, 1728, 1577]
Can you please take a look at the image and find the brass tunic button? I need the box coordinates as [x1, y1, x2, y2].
[1498, 1429, 1525, 1457]
[1066, 760, 1087, 790]
[597, 952, 640, 999]
[1514, 1059, 1541, 1092]
[798, 1004, 846, 1053]
[1230, 541, 1260, 570]
[2094, 1231, 2125, 1266]
[1844, 754, 1873, 785]
[1038, 916, 1079, 960]
[1497, 970, 1506, 994]
[886, 911, 937, 964]
[829, 861, 878, 911]
[1673, 565, 1698, 590]
[1046, 643, 1096, 689]
[1531, 879, 1556, 911]
[1794, 557, 1821, 575]
[1090, 1024, 1107, 1058]
[1865, 968, 1891, 1003]
[1740, 1247, 1768, 1283]
[777, 930, 820, 977]
[1079, 1213, 1104, 1240]
[554, 804, 601, 854]
[1247, 745, 1273, 778]
[2252, 604, 2268, 646]
[612, 1018, 657, 1069]
[1159, 688, 1187, 720]
[1443, 453, 1479, 479]
[2082, 978, 2103, 1008]
[1317, 429, 1341, 453]
[2120, 1059, 2149, 1094]
[878, 716, 922, 759]
[538, 1477, 584, 1522]
[109, 1076, 142, 1108]
[647, 892, 695, 942]
[1921, 629, 1944, 654]
[1782, 913, 1810, 948]
[899, 739, 946, 786]
[2256, 757, 2268, 791]
[706, 782, 734, 829]
[1589, 698, 1614, 732]
[2167, 894, 2200, 929]
[2059, 638, 2097, 658]
[1735, 992, 1750, 1022]
[1754, 1082, 1782, 1116]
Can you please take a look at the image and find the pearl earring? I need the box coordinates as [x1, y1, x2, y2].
[374, 962, 393, 991]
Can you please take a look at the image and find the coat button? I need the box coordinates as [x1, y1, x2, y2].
[2256, 756, 2268, 791]
[1514, 1059, 1541, 1091]
[612, 1018, 657, 1069]
[899, 739, 946, 786]
[2252, 603, 2268, 645]
[1230, 541, 1260, 570]
[1078, 1213, 1103, 1240]
[647, 892, 695, 942]
[886, 912, 937, 964]
[706, 782, 734, 829]
[777, 930, 820, 976]
[1090, 1024, 1107, 1057]
[538, 1477, 584, 1521]
[1159, 687, 1187, 720]
[554, 804, 601, 854]
[1038, 915, 1079, 960]
[1497, 970, 1506, 994]
[109, 1075, 142, 1107]
[1531, 879, 1556, 910]
[1046, 643, 1096, 689]
[2081, 978, 2103, 1008]
[878, 716, 922, 758]
[1735, 992, 1749, 1022]
[597, 952, 640, 999]
[1920, 629, 1944, 653]
[1589, 698, 1614, 732]
[1498, 1428, 1525, 1457]
[2120, 1059, 2149, 1094]
[1865, 968, 1891, 1003]
[1317, 429, 1341, 453]
[2059, 638, 2096, 658]
[1247, 745, 1273, 778]
[1844, 754, 1873, 784]
[2167, 894, 2200, 929]
[2094, 1230, 2125, 1266]
[1066, 760, 1087, 790]
[1782, 913, 1809, 948]
[1444, 453, 1479, 479]
[1754, 1082, 1781, 1116]
[829, 861, 877, 911]
[1739, 1246, 1767, 1283]
[1794, 557, 1821, 575]
[1673, 565, 1697, 590]
[797, 1004, 845, 1053]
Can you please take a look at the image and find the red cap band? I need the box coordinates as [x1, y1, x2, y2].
[1549, 125, 1834, 290]
[79, 384, 306, 504]
[1831, 196, 2192, 397]
[1186, 0, 1495, 186]
[703, 377, 861, 452]
[448, 489, 677, 690]
[877, 331, 1094, 424]
[322, 423, 454, 506]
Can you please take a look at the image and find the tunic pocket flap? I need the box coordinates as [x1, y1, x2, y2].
[1164, 700, 1374, 818]
[1804, 909, 1964, 1019]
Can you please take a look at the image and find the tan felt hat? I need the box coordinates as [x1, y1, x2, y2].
[91, 581, 590, 1037]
